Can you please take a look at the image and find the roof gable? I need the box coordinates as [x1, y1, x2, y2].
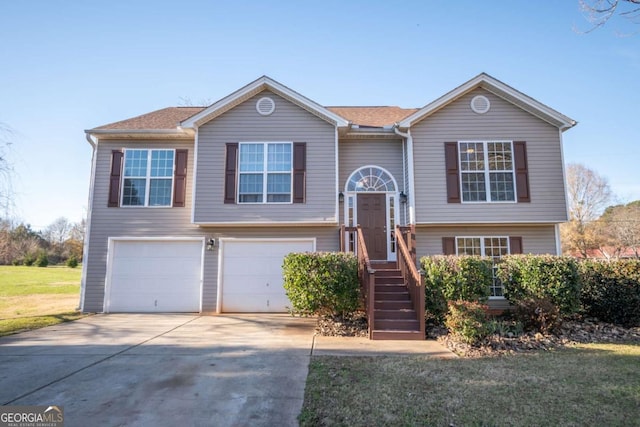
[397, 73, 576, 131]
[180, 76, 349, 129]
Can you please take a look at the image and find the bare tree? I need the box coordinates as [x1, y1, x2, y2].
[599, 202, 640, 258]
[561, 163, 613, 257]
[579, 0, 640, 33]
[43, 217, 73, 261]
[0, 122, 14, 217]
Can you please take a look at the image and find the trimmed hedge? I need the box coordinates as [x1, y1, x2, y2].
[282, 252, 360, 317]
[495, 255, 580, 315]
[421, 255, 493, 322]
[579, 259, 640, 327]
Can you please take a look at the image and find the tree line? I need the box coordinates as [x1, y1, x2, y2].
[0, 217, 84, 266]
[562, 163, 640, 259]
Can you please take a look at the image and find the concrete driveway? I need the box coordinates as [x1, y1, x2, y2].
[0, 314, 454, 426]
[0, 314, 317, 427]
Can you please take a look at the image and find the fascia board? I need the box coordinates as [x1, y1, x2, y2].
[180, 76, 349, 129]
[398, 73, 576, 130]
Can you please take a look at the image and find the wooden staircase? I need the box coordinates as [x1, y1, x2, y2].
[370, 261, 423, 340]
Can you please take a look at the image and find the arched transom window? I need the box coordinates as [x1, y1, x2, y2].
[346, 166, 396, 192]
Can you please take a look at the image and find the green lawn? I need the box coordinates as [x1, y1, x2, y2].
[301, 343, 640, 427]
[0, 265, 84, 336]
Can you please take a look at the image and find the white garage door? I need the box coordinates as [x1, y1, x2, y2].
[220, 239, 315, 312]
[106, 239, 203, 313]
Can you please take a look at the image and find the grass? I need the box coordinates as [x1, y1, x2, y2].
[300, 343, 640, 426]
[0, 265, 84, 336]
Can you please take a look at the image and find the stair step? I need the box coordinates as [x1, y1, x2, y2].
[375, 292, 410, 301]
[370, 261, 398, 270]
[375, 269, 402, 278]
[371, 330, 424, 340]
[375, 283, 407, 293]
[375, 300, 413, 310]
[374, 318, 420, 330]
[375, 309, 417, 320]
[375, 276, 404, 285]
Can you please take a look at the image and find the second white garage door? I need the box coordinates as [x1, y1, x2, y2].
[220, 239, 315, 312]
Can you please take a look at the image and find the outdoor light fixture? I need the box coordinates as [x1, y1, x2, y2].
[206, 238, 216, 251]
[338, 192, 344, 202]
[399, 191, 408, 204]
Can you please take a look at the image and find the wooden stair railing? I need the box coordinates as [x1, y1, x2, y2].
[395, 225, 425, 339]
[354, 225, 377, 339]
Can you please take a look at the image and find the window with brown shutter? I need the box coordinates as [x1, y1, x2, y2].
[509, 236, 523, 254]
[444, 142, 461, 203]
[224, 143, 238, 204]
[442, 237, 456, 255]
[108, 150, 123, 207]
[173, 149, 188, 207]
[293, 142, 306, 203]
[513, 141, 530, 203]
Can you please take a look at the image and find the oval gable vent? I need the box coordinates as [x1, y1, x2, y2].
[470, 95, 490, 114]
[256, 97, 275, 116]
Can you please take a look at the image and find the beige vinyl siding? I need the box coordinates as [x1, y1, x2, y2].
[415, 224, 558, 256]
[82, 137, 339, 312]
[338, 138, 405, 226]
[83, 139, 200, 312]
[411, 88, 568, 224]
[194, 91, 337, 224]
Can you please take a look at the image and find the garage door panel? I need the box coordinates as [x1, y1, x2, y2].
[221, 239, 314, 313]
[107, 240, 202, 313]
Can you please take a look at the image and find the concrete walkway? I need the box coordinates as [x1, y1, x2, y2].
[0, 314, 454, 427]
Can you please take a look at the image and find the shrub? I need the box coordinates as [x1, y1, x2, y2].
[66, 255, 79, 268]
[495, 255, 580, 315]
[282, 252, 360, 317]
[35, 251, 49, 267]
[514, 297, 561, 334]
[444, 300, 490, 345]
[23, 253, 35, 266]
[579, 259, 640, 327]
[421, 255, 493, 322]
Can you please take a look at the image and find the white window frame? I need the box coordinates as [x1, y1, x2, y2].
[455, 236, 510, 299]
[121, 148, 175, 208]
[458, 140, 517, 203]
[238, 142, 293, 204]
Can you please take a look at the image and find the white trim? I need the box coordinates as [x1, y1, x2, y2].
[180, 76, 349, 129]
[554, 223, 562, 255]
[335, 127, 340, 226]
[120, 148, 176, 208]
[558, 128, 570, 222]
[343, 165, 400, 261]
[458, 140, 517, 203]
[194, 221, 337, 227]
[237, 142, 293, 204]
[191, 130, 199, 224]
[216, 237, 317, 314]
[398, 73, 576, 130]
[103, 237, 205, 313]
[79, 136, 98, 312]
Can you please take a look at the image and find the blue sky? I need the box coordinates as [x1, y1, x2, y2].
[1, 1, 638, 230]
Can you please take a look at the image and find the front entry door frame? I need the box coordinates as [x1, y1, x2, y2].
[357, 193, 388, 260]
[343, 165, 400, 262]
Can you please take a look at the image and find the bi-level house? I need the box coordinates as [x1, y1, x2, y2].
[81, 74, 575, 338]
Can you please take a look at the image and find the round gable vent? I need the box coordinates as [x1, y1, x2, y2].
[256, 97, 275, 116]
[470, 95, 490, 114]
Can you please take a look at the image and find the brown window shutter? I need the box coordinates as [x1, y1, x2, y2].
[509, 236, 523, 254]
[444, 142, 461, 203]
[173, 149, 188, 207]
[108, 150, 124, 207]
[293, 142, 306, 203]
[514, 141, 530, 203]
[442, 237, 456, 255]
[224, 143, 238, 204]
